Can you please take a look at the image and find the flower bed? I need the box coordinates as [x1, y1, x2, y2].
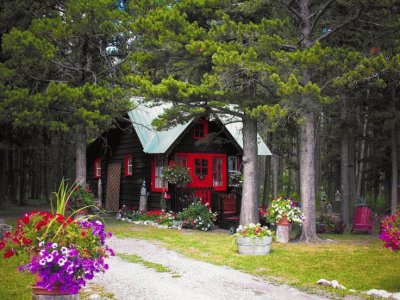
[121, 202, 217, 231]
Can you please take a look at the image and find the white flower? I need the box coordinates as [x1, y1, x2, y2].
[51, 243, 58, 249]
[38, 241, 45, 247]
[39, 259, 46, 266]
[45, 254, 53, 262]
[61, 247, 68, 255]
[58, 257, 67, 267]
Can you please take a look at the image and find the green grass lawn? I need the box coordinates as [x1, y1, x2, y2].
[1, 208, 399, 299]
[108, 220, 399, 297]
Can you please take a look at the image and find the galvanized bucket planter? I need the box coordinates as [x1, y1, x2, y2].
[236, 236, 272, 255]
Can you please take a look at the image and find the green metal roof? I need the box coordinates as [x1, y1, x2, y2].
[128, 99, 272, 155]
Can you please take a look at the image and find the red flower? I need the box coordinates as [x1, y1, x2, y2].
[56, 214, 64, 223]
[22, 238, 32, 245]
[4, 232, 11, 238]
[21, 214, 30, 225]
[81, 231, 87, 237]
[4, 249, 14, 259]
[0, 240, 5, 250]
[36, 220, 48, 231]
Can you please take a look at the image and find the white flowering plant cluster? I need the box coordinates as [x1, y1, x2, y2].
[177, 201, 217, 231]
[265, 196, 304, 225]
[235, 223, 273, 238]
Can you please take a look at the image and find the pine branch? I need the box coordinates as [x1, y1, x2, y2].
[314, 6, 362, 45]
[279, 0, 302, 21]
[309, 0, 337, 35]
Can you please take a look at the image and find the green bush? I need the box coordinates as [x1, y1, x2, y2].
[177, 201, 217, 231]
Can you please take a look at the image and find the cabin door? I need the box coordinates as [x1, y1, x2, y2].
[191, 154, 213, 188]
[105, 163, 121, 211]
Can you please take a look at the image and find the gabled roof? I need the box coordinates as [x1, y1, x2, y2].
[128, 98, 272, 155]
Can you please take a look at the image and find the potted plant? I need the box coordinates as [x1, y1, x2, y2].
[379, 209, 400, 252]
[265, 196, 304, 225]
[235, 223, 273, 255]
[162, 160, 192, 185]
[0, 180, 114, 298]
[68, 184, 95, 215]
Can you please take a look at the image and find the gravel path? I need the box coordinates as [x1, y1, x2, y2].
[91, 236, 331, 300]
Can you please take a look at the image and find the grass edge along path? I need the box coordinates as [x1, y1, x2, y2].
[108, 220, 400, 298]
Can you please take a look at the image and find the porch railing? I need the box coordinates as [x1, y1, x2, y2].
[171, 186, 214, 212]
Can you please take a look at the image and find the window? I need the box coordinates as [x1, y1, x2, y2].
[94, 158, 102, 179]
[125, 154, 133, 176]
[175, 155, 188, 167]
[213, 157, 223, 187]
[228, 156, 240, 172]
[151, 155, 167, 192]
[195, 158, 208, 180]
[193, 120, 208, 139]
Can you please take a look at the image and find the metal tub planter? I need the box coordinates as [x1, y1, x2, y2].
[236, 236, 272, 255]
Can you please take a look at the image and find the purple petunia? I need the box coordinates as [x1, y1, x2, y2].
[18, 219, 114, 294]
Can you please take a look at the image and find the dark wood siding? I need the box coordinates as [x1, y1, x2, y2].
[172, 120, 241, 156]
[87, 124, 153, 210]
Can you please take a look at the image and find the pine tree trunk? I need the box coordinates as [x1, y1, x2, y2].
[75, 126, 87, 185]
[298, 0, 318, 242]
[356, 111, 368, 199]
[340, 99, 350, 229]
[391, 83, 398, 213]
[299, 110, 318, 242]
[262, 155, 271, 207]
[348, 126, 357, 218]
[0, 149, 6, 207]
[239, 117, 260, 225]
[272, 155, 279, 198]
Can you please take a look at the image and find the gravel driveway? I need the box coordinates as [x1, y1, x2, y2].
[91, 236, 331, 300]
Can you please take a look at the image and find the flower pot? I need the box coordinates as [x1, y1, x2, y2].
[236, 236, 272, 255]
[32, 286, 79, 298]
[278, 215, 290, 226]
[31, 258, 80, 299]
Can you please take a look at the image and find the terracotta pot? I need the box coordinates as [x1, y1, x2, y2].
[278, 215, 290, 226]
[30, 254, 80, 299]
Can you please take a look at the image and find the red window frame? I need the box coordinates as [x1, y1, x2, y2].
[151, 154, 167, 192]
[94, 158, 102, 179]
[125, 154, 133, 176]
[193, 120, 209, 140]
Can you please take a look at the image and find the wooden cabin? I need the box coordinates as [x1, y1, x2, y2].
[86, 100, 271, 225]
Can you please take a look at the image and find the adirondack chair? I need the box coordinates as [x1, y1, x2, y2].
[351, 206, 375, 234]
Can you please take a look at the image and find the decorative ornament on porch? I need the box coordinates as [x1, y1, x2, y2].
[0, 180, 114, 298]
[235, 223, 273, 255]
[162, 160, 192, 185]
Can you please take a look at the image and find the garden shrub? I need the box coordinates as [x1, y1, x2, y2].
[177, 201, 217, 231]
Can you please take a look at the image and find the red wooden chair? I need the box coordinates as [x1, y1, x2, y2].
[351, 206, 375, 234]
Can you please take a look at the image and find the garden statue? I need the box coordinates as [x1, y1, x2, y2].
[335, 190, 341, 202]
[139, 180, 148, 211]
